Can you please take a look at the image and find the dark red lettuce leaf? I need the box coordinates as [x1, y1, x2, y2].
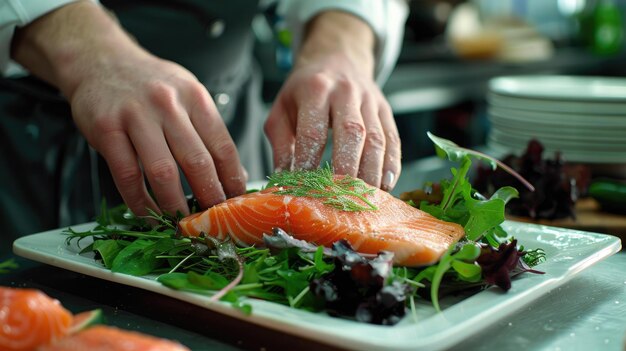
[474, 139, 590, 220]
[310, 240, 412, 325]
[476, 239, 544, 291]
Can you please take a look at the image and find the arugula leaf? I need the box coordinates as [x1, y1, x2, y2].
[411, 134, 540, 310]
[428, 247, 454, 311]
[93, 239, 130, 269]
[463, 194, 508, 241]
[313, 246, 334, 273]
[217, 292, 253, 314]
[277, 269, 312, 307]
[420, 157, 518, 241]
[188, 271, 229, 290]
[158, 271, 253, 313]
[158, 272, 206, 291]
[111, 239, 173, 275]
[427, 132, 534, 192]
[450, 261, 481, 281]
[424, 242, 482, 311]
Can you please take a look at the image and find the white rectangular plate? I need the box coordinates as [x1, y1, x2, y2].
[13, 221, 622, 351]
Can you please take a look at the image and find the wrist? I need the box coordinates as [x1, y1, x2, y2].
[296, 11, 375, 76]
[11, 1, 148, 98]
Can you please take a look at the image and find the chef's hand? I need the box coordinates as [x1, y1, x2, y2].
[265, 11, 401, 191]
[12, 1, 246, 216]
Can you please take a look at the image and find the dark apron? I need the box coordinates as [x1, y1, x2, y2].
[0, 0, 270, 255]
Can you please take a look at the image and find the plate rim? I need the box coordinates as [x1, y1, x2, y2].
[489, 75, 626, 102]
[487, 93, 626, 115]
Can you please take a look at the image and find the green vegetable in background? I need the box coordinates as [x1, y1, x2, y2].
[588, 178, 626, 214]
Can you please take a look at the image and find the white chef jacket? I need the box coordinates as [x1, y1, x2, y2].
[0, 0, 407, 84]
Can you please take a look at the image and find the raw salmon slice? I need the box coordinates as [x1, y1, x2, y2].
[179, 184, 465, 266]
[39, 325, 190, 351]
[0, 287, 72, 351]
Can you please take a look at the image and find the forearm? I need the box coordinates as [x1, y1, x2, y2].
[296, 11, 375, 76]
[10, 0, 148, 98]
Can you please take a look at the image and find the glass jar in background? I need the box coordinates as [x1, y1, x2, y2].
[472, 0, 578, 44]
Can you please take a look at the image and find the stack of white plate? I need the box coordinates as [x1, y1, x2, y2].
[486, 75, 626, 164]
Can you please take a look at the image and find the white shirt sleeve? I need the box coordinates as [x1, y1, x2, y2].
[276, 0, 408, 86]
[0, 0, 98, 77]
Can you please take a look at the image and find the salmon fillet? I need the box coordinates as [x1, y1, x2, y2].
[40, 326, 190, 351]
[178, 184, 465, 267]
[0, 286, 189, 351]
[0, 287, 72, 351]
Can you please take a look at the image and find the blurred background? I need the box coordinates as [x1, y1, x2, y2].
[257, 1, 625, 177]
[258, 0, 626, 234]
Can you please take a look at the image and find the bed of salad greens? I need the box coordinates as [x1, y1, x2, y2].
[63, 133, 546, 325]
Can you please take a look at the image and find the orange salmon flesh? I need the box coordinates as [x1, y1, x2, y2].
[0, 287, 73, 351]
[179, 185, 465, 266]
[39, 325, 190, 351]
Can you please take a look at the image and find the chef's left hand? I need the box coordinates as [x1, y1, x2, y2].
[264, 11, 401, 191]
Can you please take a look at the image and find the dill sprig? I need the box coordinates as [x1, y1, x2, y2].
[266, 165, 378, 211]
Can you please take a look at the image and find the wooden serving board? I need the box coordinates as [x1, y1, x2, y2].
[508, 198, 626, 240]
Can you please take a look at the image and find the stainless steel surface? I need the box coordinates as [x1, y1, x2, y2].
[455, 251, 626, 351]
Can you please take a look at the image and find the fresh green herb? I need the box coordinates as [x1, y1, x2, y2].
[413, 242, 481, 311]
[64, 205, 174, 249]
[0, 258, 18, 274]
[427, 132, 534, 192]
[266, 163, 378, 211]
[409, 133, 545, 309]
[419, 155, 518, 242]
[64, 211, 335, 313]
[61, 133, 546, 323]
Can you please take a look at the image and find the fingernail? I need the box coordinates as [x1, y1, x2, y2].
[382, 171, 395, 191]
[241, 166, 249, 182]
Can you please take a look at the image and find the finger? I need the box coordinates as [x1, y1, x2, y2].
[294, 105, 329, 170]
[330, 86, 365, 177]
[265, 99, 295, 172]
[357, 95, 385, 188]
[378, 98, 401, 191]
[127, 117, 189, 216]
[188, 86, 246, 199]
[99, 130, 159, 217]
[293, 83, 330, 169]
[163, 110, 226, 211]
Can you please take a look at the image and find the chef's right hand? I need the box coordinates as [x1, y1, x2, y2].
[11, 0, 247, 217]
